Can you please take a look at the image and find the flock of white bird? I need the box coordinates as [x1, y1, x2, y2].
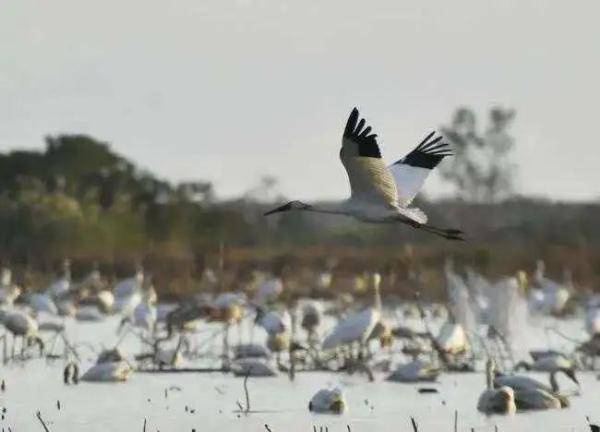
[0, 252, 595, 417]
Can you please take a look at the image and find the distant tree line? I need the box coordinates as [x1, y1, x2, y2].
[0, 108, 599, 296]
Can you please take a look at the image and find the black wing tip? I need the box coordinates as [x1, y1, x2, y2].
[343, 106, 381, 158]
[417, 131, 452, 155]
[394, 130, 453, 169]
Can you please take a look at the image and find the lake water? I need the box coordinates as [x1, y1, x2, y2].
[1, 312, 599, 431]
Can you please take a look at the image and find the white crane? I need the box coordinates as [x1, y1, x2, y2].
[322, 273, 381, 351]
[264, 108, 464, 240]
[486, 272, 528, 344]
[308, 388, 346, 414]
[533, 260, 570, 315]
[477, 359, 516, 414]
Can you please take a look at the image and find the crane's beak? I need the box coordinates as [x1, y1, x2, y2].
[566, 369, 580, 386]
[263, 202, 291, 216]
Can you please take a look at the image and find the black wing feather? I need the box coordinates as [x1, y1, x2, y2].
[343, 108, 381, 158]
[393, 131, 452, 169]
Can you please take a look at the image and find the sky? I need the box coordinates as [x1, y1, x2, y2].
[1, 0, 599, 202]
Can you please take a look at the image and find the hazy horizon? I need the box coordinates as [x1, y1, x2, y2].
[2, 0, 599, 202]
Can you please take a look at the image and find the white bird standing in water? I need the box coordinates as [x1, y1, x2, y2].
[264, 108, 464, 240]
[477, 359, 516, 414]
[113, 269, 144, 314]
[322, 273, 382, 351]
[533, 260, 571, 315]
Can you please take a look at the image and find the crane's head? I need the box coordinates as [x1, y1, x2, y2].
[263, 200, 311, 215]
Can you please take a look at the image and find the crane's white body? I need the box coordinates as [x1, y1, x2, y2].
[322, 308, 380, 350]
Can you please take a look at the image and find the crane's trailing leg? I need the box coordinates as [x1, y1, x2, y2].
[417, 223, 465, 241]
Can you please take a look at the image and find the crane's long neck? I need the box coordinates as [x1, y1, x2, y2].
[486, 360, 494, 390]
[549, 371, 558, 392]
[304, 202, 347, 215]
[373, 275, 382, 313]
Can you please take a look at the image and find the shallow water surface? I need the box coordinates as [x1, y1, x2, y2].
[1, 315, 599, 431]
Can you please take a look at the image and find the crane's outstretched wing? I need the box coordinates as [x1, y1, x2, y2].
[340, 108, 398, 207]
[389, 131, 452, 206]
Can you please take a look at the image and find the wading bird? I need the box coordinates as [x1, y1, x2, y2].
[477, 359, 516, 414]
[264, 108, 464, 240]
[322, 273, 382, 353]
